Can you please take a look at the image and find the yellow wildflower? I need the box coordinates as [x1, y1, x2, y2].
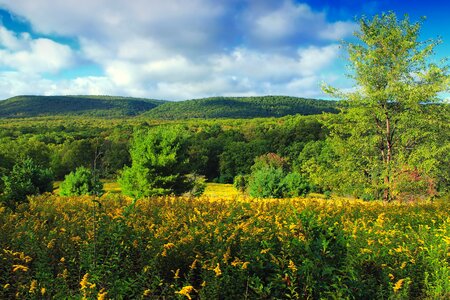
[260, 248, 271, 254]
[393, 279, 405, 293]
[60, 257, 65, 263]
[173, 269, 180, 279]
[163, 242, 175, 249]
[394, 246, 403, 253]
[47, 239, 55, 249]
[143, 289, 151, 297]
[80, 273, 90, 290]
[214, 263, 222, 277]
[29, 280, 37, 293]
[190, 259, 198, 270]
[41, 287, 46, 296]
[288, 260, 297, 273]
[241, 262, 249, 270]
[97, 288, 108, 300]
[3, 284, 10, 289]
[58, 268, 69, 279]
[360, 248, 372, 254]
[177, 285, 195, 299]
[12, 264, 29, 272]
[223, 248, 231, 263]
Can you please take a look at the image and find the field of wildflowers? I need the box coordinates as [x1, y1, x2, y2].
[1, 193, 449, 299]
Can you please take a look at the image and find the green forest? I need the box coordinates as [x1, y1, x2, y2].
[0, 95, 337, 119]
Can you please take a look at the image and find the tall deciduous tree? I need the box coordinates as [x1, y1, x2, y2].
[324, 12, 449, 200]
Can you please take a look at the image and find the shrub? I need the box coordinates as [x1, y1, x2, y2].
[248, 167, 286, 198]
[233, 174, 248, 193]
[0, 158, 53, 209]
[281, 172, 310, 197]
[248, 153, 311, 198]
[185, 174, 206, 197]
[59, 166, 104, 196]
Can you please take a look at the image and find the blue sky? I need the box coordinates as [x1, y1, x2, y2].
[0, 0, 448, 100]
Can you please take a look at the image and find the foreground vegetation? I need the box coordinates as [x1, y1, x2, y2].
[1, 194, 449, 299]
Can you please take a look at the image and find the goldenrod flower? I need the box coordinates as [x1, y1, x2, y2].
[260, 248, 271, 254]
[223, 248, 231, 263]
[288, 260, 297, 273]
[80, 273, 90, 290]
[177, 285, 195, 299]
[163, 242, 175, 249]
[47, 239, 55, 249]
[214, 263, 222, 277]
[12, 264, 29, 272]
[97, 288, 108, 300]
[190, 259, 198, 270]
[29, 280, 37, 293]
[393, 279, 405, 293]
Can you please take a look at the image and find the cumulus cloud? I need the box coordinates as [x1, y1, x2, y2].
[0, 0, 356, 100]
[0, 26, 75, 73]
[244, 0, 358, 47]
[0, 72, 121, 98]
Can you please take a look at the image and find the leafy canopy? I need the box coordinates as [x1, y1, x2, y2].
[323, 12, 449, 200]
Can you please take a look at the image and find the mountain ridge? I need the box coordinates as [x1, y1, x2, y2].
[0, 95, 338, 119]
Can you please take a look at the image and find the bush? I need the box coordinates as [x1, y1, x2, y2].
[281, 172, 310, 197]
[59, 167, 104, 196]
[248, 167, 286, 198]
[233, 174, 248, 193]
[0, 158, 53, 209]
[247, 153, 311, 198]
[185, 174, 206, 197]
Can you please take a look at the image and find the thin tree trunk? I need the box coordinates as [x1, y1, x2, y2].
[383, 113, 393, 201]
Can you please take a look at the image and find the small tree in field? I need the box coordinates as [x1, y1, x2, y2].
[0, 158, 53, 209]
[323, 12, 449, 200]
[59, 167, 103, 196]
[119, 126, 197, 198]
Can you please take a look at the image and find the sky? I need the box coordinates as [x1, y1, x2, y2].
[0, 0, 449, 101]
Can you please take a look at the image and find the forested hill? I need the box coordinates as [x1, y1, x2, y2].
[0, 95, 167, 118]
[144, 96, 338, 119]
[0, 95, 338, 119]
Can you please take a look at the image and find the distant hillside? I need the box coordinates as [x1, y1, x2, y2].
[0, 95, 166, 118]
[144, 96, 338, 119]
[0, 95, 338, 119]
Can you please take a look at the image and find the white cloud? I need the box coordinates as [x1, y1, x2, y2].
[245, 0, 357, 46]
[319, 21, 359, 40]
[0, 71, 121, 99]
[0, 0, 356, 100]
[0, 26, 75, 73]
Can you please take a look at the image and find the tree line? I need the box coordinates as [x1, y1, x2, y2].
[0, 12, 449, 208]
